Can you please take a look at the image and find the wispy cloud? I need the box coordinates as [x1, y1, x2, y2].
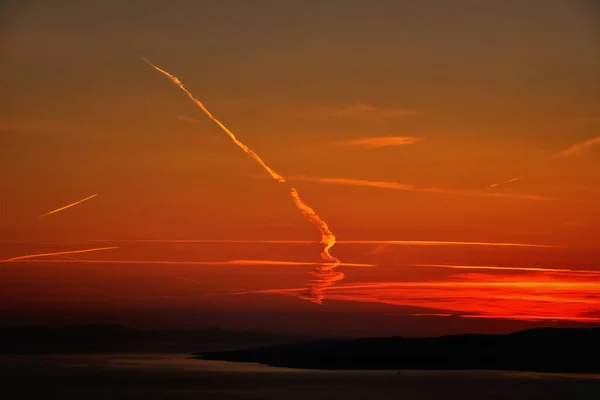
[287, 175, 551, 201]
[554, 136, 600, 158]
[332, 103, 418, 119]
[338, 136, 423, 149]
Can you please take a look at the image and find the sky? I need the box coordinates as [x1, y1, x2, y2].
[1, 0, 599, 336]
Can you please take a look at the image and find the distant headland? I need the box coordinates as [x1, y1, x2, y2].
[196, 327, 600, 373]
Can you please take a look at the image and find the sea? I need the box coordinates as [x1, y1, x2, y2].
[1, 353, 598, 399]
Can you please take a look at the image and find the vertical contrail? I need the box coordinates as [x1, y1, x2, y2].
[39, 194, 98, 218]
[143, 58, 340, 303]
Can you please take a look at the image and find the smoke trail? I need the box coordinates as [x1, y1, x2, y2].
[39, 194, 98, 218]
[143, 58, 340, 303]
[0, 246, 119, 263]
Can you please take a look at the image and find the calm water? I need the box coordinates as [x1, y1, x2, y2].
[1, 353, 598, 399]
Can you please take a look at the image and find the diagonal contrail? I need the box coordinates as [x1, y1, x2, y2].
[486, 135, 600, 189]
[285, 175, 549, 200]
[39, 194, 98, 218]
[143, 57, 340, 304]
[553, 135, 600, 158]
[0, 246, 119, 263]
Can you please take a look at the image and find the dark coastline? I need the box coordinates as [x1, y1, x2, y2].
[0, 325, 317, 354]
[196, 327, 600, 373]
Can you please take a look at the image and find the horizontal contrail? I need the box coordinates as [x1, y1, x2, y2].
[413, 264, 600, 275]
[285, 175, 551, 201]
[3, 258, 372, 267]
[338, 136, 422, 149]
[39, 194, 98, 218]
[7, 258, 590, 275]
[554, 135, 600, 158]
[0, 247, 119, 263]
[86, 239, 554, 248]
[340, 240, 552, 248]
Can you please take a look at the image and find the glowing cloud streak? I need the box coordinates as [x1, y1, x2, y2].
[0, 247, 119, 263]
[143, 58, 340, 303]
[39, 194, 98, 218]
[227, 275, 600, 322]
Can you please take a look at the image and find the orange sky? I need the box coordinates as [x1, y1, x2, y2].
[1, 0, 599, 335]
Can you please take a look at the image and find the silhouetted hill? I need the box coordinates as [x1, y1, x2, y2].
[197, 327, 600, 373]
[0, 325, 317, 354]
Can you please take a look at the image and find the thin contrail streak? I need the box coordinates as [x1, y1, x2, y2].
[486, 177, 524, 189]
[39, 194, 98, 218]
[143, 58, 340, 303]
[86, 239, 554, 248]
[0, 247, 119, 263]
